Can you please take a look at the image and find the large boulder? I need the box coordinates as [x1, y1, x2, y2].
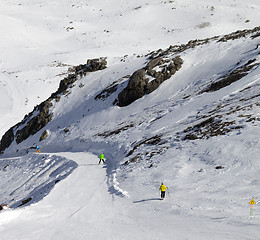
[145, 57, 163, 71]
[118, 69, 148, 107]
[117, 56, 183, 106]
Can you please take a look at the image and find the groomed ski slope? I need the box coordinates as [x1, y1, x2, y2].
[0, 0, 260, 239]
[0, 151, 259, 240]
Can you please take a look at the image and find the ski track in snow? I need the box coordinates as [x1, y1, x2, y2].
[0, 152, 259, 240]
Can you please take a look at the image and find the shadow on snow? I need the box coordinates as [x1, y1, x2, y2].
[133, 198, 162, 203]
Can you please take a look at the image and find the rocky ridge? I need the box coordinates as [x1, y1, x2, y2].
[0, 58, 107, 153]
[0, 26, 260, 155]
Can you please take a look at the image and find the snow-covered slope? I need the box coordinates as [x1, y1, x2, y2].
[0, 0, 260, 239]
[1, 0, 259, 135]
[0, 153, 77, 208]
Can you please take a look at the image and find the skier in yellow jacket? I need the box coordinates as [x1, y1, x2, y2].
[159, 183, 167, 199]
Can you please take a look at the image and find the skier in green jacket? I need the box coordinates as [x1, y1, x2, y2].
[98, 153, 105, 164]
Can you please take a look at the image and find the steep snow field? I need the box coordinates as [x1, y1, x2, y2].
[1, 0, 259, 135]
[0, 0, 260, 239]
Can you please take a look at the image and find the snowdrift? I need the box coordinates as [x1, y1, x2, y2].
[0, 153, 77, 208]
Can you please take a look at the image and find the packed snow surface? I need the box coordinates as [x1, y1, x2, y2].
[0, 0, 260, 239]
[0, 150, 259, 240]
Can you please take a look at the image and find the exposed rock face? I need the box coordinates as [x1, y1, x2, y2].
[51, 57, 107, 99]
[118, 56, 183, 107]
[0, 58, 107, 153]
[118, 69, 148, 107]
[145, 57, 164, 71]
[16, 100, 53, 144]
[146, 56, 183, 94]
[201, 58, 259, 93]
[0, 128, 15, 153]
[39, 130, 49, 142]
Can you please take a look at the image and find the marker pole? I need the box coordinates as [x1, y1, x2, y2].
[250, 204, 253, 217]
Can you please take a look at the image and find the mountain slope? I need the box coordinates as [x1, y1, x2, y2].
[0, 1, 260, 239]
[2, 27, 259, 157]
[1, 26, 259, 222]
[1, 0, 259, 136]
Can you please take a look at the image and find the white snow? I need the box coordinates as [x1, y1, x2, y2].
[0, 0, 260, 239]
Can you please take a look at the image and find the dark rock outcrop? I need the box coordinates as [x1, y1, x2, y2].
[18, 197, 32, 207]
[118, 56, 183, 107]
[0, 128, 15, 153]
[39, 130, 49, 142]
[0, 58, 107, 153]
[149, 26, 260, 59]
[118, 69, 148, 107]
[16, 100, 53, 144]
[202, 58, 259, 93]
[51, 57, 107, 99]
[146, 56, 183, 94]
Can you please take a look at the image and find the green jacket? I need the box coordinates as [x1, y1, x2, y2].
[99, 153, 104, 159]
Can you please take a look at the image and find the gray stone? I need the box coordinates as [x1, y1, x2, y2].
[145, 57, 163, 71]
[118, 69, 148, 107]
[117, 56, 183, 107]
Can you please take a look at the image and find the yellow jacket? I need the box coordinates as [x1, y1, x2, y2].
[159, 184, 167, 192]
